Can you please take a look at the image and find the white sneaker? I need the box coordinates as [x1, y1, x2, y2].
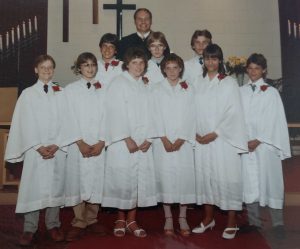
[192, 220, 215, 233]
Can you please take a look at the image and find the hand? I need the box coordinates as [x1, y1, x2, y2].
[248, 139, 261, 152]
[37, 146, 54, 160]
[172, 139, 185, 151]
[45, 144, 59, 155]
[197, 132, 218, 144]
[76, 140, 92, 157]
[139, 140, 151, 152]
[89, 141, 105, 157]
[125, 137, 139, 153]
[161, 136, 173, 152]
[196, 133, 202, 144]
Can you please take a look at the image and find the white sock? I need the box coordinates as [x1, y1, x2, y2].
[163, 204, 173, 230]
[179, 205, 190, 230]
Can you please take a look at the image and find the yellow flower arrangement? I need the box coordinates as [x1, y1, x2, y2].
[225, 56, 247, 75]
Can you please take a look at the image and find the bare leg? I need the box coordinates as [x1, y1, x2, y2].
[163, 204, 173, 231]
[202, 204, 214, 225]
[226, 210, 237, 234]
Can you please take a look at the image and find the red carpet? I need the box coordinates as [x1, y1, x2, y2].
[0, 205, 271, 249]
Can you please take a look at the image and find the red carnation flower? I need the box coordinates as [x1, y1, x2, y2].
[260, 85, 268, 91]
[180, 81, 188, 89]
[93, 81, 102, 89]
[52, 85, 61, 92]
[142, 76, 149, 84]
[111, 60, 119, 66]
[217, 74, 226, 80]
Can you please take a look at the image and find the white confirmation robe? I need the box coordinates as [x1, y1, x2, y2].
[5, 80, 78, 213]
[102, 71, 157, 210]
[144, 59, 164, 86]
[64, 78, 106, 206]
[152, 79, 196, 204]
[194, 74, 248, 210]
[240, 79, 291, 209]
[183, 56, 203, 86]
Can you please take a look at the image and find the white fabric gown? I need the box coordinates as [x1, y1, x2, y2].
[5, 80, 78, 213]
[183, 56, 203, 85]
[240, 79, 291, 209]
[102, 71, 157, 209]
[144, 59, 164, 86]
[64, 78, 106, 206]
[194, 74, 248, 210]
[95, 59, 123, 88]
[152, 78, 196, 204]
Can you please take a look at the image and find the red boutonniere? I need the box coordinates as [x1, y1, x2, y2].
[111, 60, 119, 67]
[260, 85, 269, 92]
[52, 84, 61, 92]
[180, 81, 188, 90]
[217, 74, 226, 80]
[93, 81, 102, 89]
[142, 76, 149, 85]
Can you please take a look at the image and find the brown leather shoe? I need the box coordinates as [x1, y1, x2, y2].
[19, 232, 34, 246]
[48, 227, 64, 242]
[87, 223, 107, 235]
[65, 227, 85, 242]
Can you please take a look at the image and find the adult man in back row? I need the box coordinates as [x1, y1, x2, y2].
[118, 8, 170, 60]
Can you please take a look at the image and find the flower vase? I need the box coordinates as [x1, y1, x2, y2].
[236, 73, 244, 86]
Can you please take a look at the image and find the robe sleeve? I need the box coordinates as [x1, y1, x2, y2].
[214, 80, 248, 153]
[256, 89, 291, 160]
[56, 91, 82, 149]
[105, 80, 131, 145]
[5, 91, 42, 162]
[177, 90, 196, 144]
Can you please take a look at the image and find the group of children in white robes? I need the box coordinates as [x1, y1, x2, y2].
[5, 28, 290, 246]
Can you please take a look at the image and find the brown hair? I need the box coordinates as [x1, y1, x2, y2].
[160, 53, 184, 78]
[122, 47, 148, 74]
[146, 31, 170, 57]
[190, 29, 212, 48]
[71, 52, 98, 75]
[34, 54, 56, 69]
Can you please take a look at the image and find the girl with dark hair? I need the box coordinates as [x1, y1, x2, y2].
[192, 44, 248, 239]
[102, 47, 156, 238]
[152, 53, 196, 236]
[65, 52, 107, 241]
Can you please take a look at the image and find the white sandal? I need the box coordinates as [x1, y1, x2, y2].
[113, 220, 126, 237]
[126, 220, 147, 238]
[222, 226, 239, 239]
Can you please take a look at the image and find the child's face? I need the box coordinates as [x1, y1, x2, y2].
[34, 60, 54, 83]
[247, 63, 266, 83]
[127, 58, 145, 79]
[204, 57, 220, 74]
[100, 43, 116, 61]
[164, 61, 182, 82]
[149, 40, 165, 59]
[80, 59, 97, 81]
[192, 36, 210, 56]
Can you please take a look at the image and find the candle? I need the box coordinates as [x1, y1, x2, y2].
[11, 28, 15, 45]
[23, 21, 26, 37]
[6, 32, 9, 48]
[34, 16, 38, 31]
[288, 20, 291, 36]
[294, 22, 297, 38]
[17, 25, 20, 41]
[0, 35, 3, 50]
[28, 19, 32, 34]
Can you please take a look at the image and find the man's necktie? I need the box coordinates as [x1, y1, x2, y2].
[105, 63, 110, 71]
[87, 82, 91, 89]
[43, 84, 48, 93]
[250, 84, 256, 92]
[199, 57, 203, 65]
